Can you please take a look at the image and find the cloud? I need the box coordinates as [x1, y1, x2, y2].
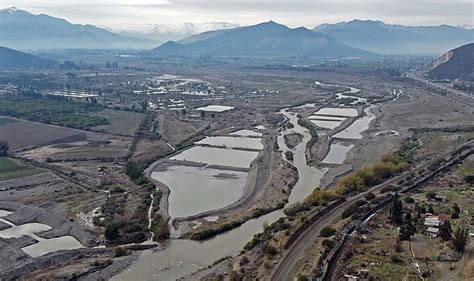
[1, 0, 472, 27]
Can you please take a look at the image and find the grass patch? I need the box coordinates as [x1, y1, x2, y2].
[0, 157, 45, 181]
[0, 117, 18, 126]
[93, 109, 145, 136]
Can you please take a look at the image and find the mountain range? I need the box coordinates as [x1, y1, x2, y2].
[1, 7, 472, 57]
[108, 22, 240, 44]
[313, 20, 474, 55]
[149, 21, 373, 58]
[429, 43, 474, 81]
[0, 46, 57, 69]
[0, 7, 156, 50]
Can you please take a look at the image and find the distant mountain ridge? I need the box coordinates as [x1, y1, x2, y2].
[109, 22, 240, 44]
[150, 21, 373, 58]
[313, 20, 474, 55]
[0, 46, 57, 68]
[429, 43, 474, 81]
[0, 7, 157, 50]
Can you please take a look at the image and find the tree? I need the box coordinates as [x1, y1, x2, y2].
[0, 141, 9, 156]
[105, 222, 120, 240]
[464, 174, 474, 185]
[439, 220, 452, 241]
[451, 203, 461, 219]
[200, 111, 206, 118]
[320, 227, 337, 237]
[452, 225, 469, 253]
[399, 213, 415, 240]
[390, 194, 403, 225]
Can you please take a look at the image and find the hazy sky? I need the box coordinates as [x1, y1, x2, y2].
[1, 0, 473, 27]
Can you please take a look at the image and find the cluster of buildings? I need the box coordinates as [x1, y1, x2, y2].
[424, 214, 450, 238]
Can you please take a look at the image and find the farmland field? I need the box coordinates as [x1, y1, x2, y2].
[0, 117, 18, 126]
[93, 109, 145, 136]
[0, 120, 86, 150]
[0, 157, 45, 181]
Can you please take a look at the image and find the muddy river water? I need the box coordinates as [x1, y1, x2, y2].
[112, 83, 374, 280]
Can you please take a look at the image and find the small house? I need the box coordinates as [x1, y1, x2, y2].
[424, 214, 449, 228]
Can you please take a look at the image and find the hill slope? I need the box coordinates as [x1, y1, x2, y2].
[313, 20, 474, 55]
[0, 46, 57, 68]
[0, 7, 156, 50]
[150, 21, 374, 58]
[429, 43, 474, 81]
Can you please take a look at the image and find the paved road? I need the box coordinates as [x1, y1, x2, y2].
[405, 71, 473, 103]
[270, 140, 473, 280]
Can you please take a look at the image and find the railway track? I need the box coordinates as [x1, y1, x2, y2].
[270, 140, 474, 280]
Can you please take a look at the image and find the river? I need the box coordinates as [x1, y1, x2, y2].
[112, 82, 369, 281]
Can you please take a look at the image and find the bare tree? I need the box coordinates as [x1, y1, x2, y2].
[0, 140, 9, 156]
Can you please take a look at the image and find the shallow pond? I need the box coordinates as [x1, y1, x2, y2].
[22, 235, 83, 257]
[229, 129, 263, 137]
[171, 146, 259, 168]
[322, 142, 354, 164]
[151, 166, 247, 218]
[0, 219, 51, 239]
[308, 115, 346, 121]
[309, 119, 343, 129]
[196, 105, 234, 112]
[0, 210, 12, 217]
[314, 107, 358, 117]
[333, 106, 375, 139]
[196, 136, 263, 150]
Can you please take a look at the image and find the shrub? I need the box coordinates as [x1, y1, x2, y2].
[426, 192, 437, 199]
[341, 200, 367, 219]
[284, 202, 310, 216]
[404, 196, 415, 203]
[306, 189, 339, 206]
[114, 247, 127, 257]
[391, 255, 403, 263]
[263, 244, 277, 256]
[464, 174, 474, 185]
[336, 153, 409, 195]
[364, 192, 376, 201]
[105, 222, 121, 240]
[322, 239, 335, 249]
[320, 227, 337, 237]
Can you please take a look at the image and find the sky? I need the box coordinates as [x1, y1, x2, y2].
[1, 0, 473, 28]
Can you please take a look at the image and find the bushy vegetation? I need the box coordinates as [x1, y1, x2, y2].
[0, 92, 108, 129]
[191, 220, 244, 240]
[306, 189, 339, 206]
[297, 118, 318, 149]
[284, 202, 310, 216]
[244, 218, 287, 250]
[341, 200, 367, 219]
[320, 226, 337, 237]
[336, 153, 409, 195]
[464, 174, 474, 185]
[190, 203, 286, 240]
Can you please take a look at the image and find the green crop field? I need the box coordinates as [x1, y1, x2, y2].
[0, 157, 45, 181]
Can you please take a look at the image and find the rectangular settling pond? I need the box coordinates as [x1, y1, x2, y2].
[152, 166, 247, 218]
[170, 146, 259, 168]
[196, 136, 263, 150]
